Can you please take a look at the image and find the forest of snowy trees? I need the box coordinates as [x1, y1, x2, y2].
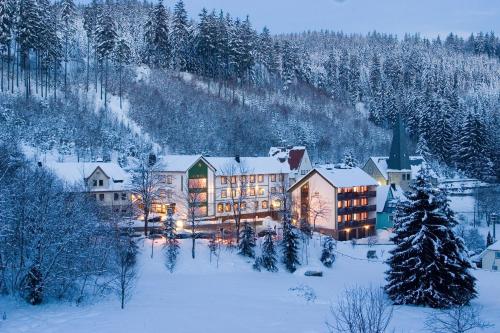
[0, 0, 499, 182]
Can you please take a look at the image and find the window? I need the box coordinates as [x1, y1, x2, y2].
[167, 190, 173, 200]
[121, 193, 127, 200]
[495, 252, 500, 259]
[225, 203, 231, 212]
[337, 201, 343, 209]
[195, 206, 207, 217]
[99, 193, 105, 201]
[232, 189, 237, 198]
[271, 187, 276, 194]
[353, 186, 359, 193]
[360, 212, 368, 220]
[273, 200, 281, 209]
[337, 215, 343, 223]
[361, 197, 368, 206]
[240, 175, 247, 183]
[258, 175, 264, 183]
[221, 176, 228, 184]
[492, 265, 498, 271]
[217, 203, 224, 213]
[92, 180, 97, 187]
[271, 174, 276, 182]
[344, 200, 351, 207]
[249, 188, 256, 196]
[258, 188, 265, 196]
[278, 187, 284, 193]
[337, 188, 343, 194]
[167, 175, 173, 184]
[191, 192, 207, 202]
[221, 190, 227, 198]
[159, 190, 167, 198]
[114, 193, 119, 201]
[345, 214, 352, 221]
[230, 176, 237, 184]
[360, 186, 368, 192]
[99, 179, 104, 186]
[241, 188, 247, 196]
[241, 202, 247, 210]
[250, 175, 255, 183]
[189, 178, 207, 188]
[353, 199, 359, 206]
[92, 194, 97, 200]
[262, 200, 268, 209]
[279, 174, 284, 181]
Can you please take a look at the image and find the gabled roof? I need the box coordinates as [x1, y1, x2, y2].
[387, 115, 411, 170]
[206, 156, 290, 176]
[487, 241, 500, 251]
[288, 149, 305, 171]
[157, 155, 214, 172]
[47, 162, 129, 190]
[376, 184, 406, 212]
[366, 156, 436, 180]
[289, 166, 377, 192]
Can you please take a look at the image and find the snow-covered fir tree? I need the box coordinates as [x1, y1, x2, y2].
[164, 207, 179, 273]
[385, 168, 476, 308]
[342, 149, 358, 167]
[281, 217, 301, 273]
[144, 0, 171, 68]
[259, 229, 278, 272]
[238, 222, 256, 258]
[486, 232, 494, 247]
[320, 236, 336, 268]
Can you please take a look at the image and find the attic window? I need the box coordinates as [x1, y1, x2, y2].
[113, 179, 123, 183]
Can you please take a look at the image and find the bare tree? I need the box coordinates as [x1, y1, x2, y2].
[424, 304, 493, 333]
[111, 228, 138, 309]
[130, 152, 164, 236]
[327, 285, 394, 333]
[222, 160, 251, 244]
[182, 178, 206, 259]
[309, 194, 332, 233]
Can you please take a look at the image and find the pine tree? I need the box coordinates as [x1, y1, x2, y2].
[17, 0, 40, 98]
[281, 218, 300, 273]
[416, 135, 432, 160]
[59, 0, 76, 97]
[171, 0, 191, 71]
[238, 222, 256, 258]
[0, 0, 13, 92]
[385, 169, 476, 308]
[486, 232, 494, 247]
[164, 207, 179, 273]
[143, 0, 171, 68]
[260, 229, 278, 272]
[342, 149, 358, 167]
[320, 236, 336, 268]
[113, 38, 131, 109]
[95, 7, 116, 109]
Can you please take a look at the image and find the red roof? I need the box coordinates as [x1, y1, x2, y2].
[288, 149, 305, 171]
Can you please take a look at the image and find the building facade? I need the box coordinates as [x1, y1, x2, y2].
[269, 146, 312, 184]
[289, 166, 378, 240]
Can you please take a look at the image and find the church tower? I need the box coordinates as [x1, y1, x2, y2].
[387, 115, 412, 191]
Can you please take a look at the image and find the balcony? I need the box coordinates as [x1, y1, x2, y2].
[337, 191, 376, 200]
[338, 218, 376, 230]
[337, 204, 376, 215]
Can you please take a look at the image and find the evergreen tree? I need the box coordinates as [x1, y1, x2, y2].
[385, 169, 476, 308]
[260, 229, 278, 272]
[59, 0, 76, 96]
[113, 38, 131, 109]
[171, 0, 191, 71]
[320, 236, 336, 268]
[342, 149, 358, 167]
[17, 0, 40, 98]
[486, 232, 494, 247]
[238, 222, 256, 258]
[164, 207, 179, 273]
[281, 40, 299, 91]
[281, 218, 300, 273]
[416, 135, 432, 160]
[95, 6, 116, 108]
[144, 0, 171, 68]
[0, 0, 13, 92]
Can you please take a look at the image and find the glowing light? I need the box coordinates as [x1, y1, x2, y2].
[345, 228, 350, 233]
[364, 225, 370, 229]
[176, 220, 184, 229]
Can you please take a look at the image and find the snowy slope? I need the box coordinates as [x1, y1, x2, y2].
[0, 237, 498, 333]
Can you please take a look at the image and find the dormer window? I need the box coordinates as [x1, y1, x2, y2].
[93, 180, 97, 187]
[99, 179, 104, 186]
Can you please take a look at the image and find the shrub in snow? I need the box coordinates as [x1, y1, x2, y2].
[320, 236, 336, 268]
[327, 285, 393, 333]
[385, 169, 476, 308]
[281, 219, 301, 273]
[260, 229, 278, 272]
[289, 284, 317, 303]
[424, 304, 493, 333]
[462, 228, 485, 255]
[486, 232, 494, 247]
[238, 222, 256, 258]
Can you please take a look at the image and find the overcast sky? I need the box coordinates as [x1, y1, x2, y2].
[178, 0, 499, 37]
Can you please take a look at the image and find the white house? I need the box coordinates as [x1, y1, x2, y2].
[289, 165, 378, 240]
[48, 162, 131, 213]
[478, 241, 500, 271]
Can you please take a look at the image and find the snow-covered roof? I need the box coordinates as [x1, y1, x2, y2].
[368, 156, 436, 180]
[156, 155, 206, 172]
[487, 241, 500, 251]
[315, 165, 378, 188]
[376, 186, 391, 212]
[269, 146, 307, 171]
[47, 162, 130, 190]
[206, 156, 290, 176]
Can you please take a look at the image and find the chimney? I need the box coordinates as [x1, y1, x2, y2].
[235, 154, 240, 163]
[148, 153, 157, 166]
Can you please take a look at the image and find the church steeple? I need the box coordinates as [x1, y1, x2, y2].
[387, 114, 411, 170]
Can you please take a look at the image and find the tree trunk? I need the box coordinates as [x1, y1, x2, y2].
[119, 66, 122, 109]
[86, 38, 90, 92]
[64, 36, 68, 98]
[104, 58, 108, 110]
[1, 49, 4, 92]
[144, 209, 149, 236]
[191, 217, 196, 259]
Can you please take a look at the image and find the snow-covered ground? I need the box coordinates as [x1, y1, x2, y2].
[0, 236, 498, 333]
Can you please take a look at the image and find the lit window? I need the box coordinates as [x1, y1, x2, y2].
[250, 175, 255, 183]
[361, 198, 368, 206]
[262, 200, 268, 209]
[345, 214, 352, 221]
[232, 189, 237, 198]
[337, 201, 343, 208]
[241, 202, 247, 210]
[217, 203, 224, 213]
[221, 190, 227, 198]
[189, 178, 207, 188]
[337, 215, 342, 223]
[271, 174, 276, 182]
[344, 200, 351, 207]
[230, 176, 237, 184]
[250, 188, 256, 196]
[338, 188, 343, 194]
[167, 175, 173, 184]
[258, 175, 264, 183]
[353, 199, 359, 206]
[360, 212, 368, 220]
[225, 203, 231, 212]
[221, 176, 227, 184]
[240, 175, 247, 183]
[353, 186, 359, 193]
[258, 188, 265, 196]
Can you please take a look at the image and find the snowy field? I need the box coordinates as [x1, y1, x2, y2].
[0, 236, 498, 333]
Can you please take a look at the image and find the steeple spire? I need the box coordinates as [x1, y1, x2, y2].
[387, 114, 411, 170]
